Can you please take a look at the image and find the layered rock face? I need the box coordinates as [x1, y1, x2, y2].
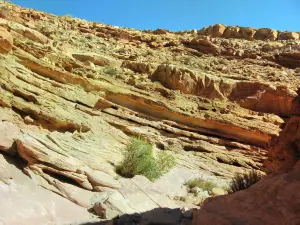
[0, 2, 299, 224]
[193, 115, 300, 224]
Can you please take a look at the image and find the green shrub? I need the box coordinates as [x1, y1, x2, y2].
[185, 178, 217, 193]
[103, 66, 118, 76]
[116, 137, 176, 181]
[227, 170, 263, 194]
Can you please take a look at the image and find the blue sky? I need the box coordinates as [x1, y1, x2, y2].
[12, 0, 300, 32]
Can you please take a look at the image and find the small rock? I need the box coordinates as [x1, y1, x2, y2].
[191, 187, 203, 194]
[83, 60, 96, 69]
[93, 202, 120, 219]
[211, 187, 226, 196]
[24, 115, 34, 124]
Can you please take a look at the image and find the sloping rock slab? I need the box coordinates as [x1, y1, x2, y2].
[0, 153, 91, 225]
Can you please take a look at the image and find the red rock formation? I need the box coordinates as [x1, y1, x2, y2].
[265, 116, 300, 172]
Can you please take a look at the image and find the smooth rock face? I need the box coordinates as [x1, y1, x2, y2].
[193, 171, 300, 225]
[0, 154, 91, 225]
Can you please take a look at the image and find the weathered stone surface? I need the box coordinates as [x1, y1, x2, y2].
[254, 28, 278, 41]
[0, 26, 13, 53]
[182, 38, 219, 54]
[239, 27, 256, 40]
[122, 60, 154, 74]
[0, 2, 299, 224]
[207, 24, 226, 37]
[119, 175, 179, 211]
[0, 121, 21, 153]
[278, 31, 299, 40]
[0, 154, 91, 225]
[266, 116, 300, 172]
[193, 170, 300, 225]
[93, 191, 135, 219]
[275, 52, 300, 69]
[192, 112, 300, 224]
[222, 26, 241, 39]
[72, 52, 117, 66]
[86, 170, 121, 189]
[8, 19, 49, 43]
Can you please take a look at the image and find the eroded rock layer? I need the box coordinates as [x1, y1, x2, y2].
[193, 114, 300, 224]
[0, 2, 299, 224]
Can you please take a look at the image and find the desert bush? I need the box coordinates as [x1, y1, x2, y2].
[227, 170, 263, 194]
[103, 66, 118, 76]
[185, 178, 217, 193]
[116, 137, 176, 181]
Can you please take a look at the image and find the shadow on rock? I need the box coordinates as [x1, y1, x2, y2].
[79, 207, 194, 225]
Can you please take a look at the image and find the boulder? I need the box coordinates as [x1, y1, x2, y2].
[222, 26, 241, 39]
[208, 24, 226, 37]
[278, 32, 299, 40]
[254, 28, 278, 41]
[239, 27, 256, 40]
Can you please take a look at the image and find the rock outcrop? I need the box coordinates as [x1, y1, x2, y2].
[193, 104, 300, 224]
[192, 169, 300, 225]
[0, 1, 299, 224]
[199, 24, 299, 41]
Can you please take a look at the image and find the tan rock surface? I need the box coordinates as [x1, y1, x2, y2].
[0, 26, 13, 53]
[0, 154, 91, 225]
[193, 104, 300, 224]
[0, 2, 299, 224]
[0, 121, 21, 153]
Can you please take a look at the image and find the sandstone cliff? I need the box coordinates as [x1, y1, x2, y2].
[0, 2, 299, 225]
[193, 113, 300, 224]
